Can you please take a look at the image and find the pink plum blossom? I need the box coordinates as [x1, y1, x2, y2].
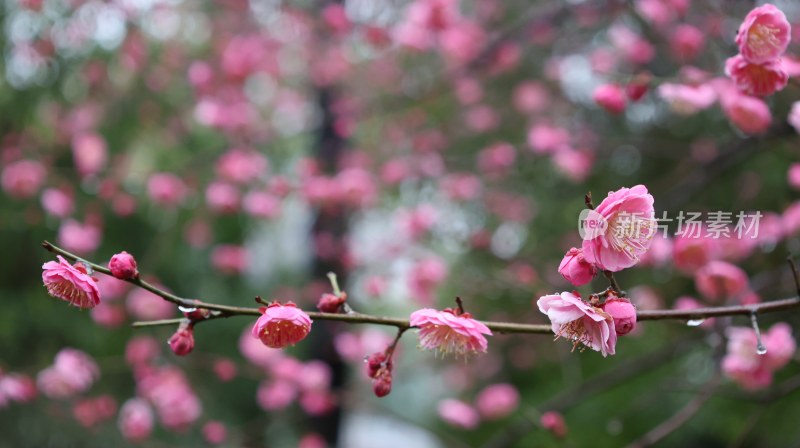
[1, 159, 46, 199]
[437, 398, 480, 429]
[601, 297, 637, 335]
[725, 55, 788, 97]
[42, 255, 101, 309]
[146, 173, 186, 206]
[722, 323, 796, 390]
[108, 251, 139, 280]
[721, 91, 773, 135]
[118, 398, 154, 442]
[252, 302, 313, 349]
[409, 307, 492, 357]
[558, 247, 597, 287]
[537, 291, 617, 356]
[735, 4, 791, 64]
[57, 219, 102, 255]
[581, 185, 656, 272]
[593, 84, 627, 114]
[657, 83, 717, 115]
[40, 188, 74, 218]
[475, 383, 520, 420]
[71, 133, 107, 178]
[694, 261, 749, 302]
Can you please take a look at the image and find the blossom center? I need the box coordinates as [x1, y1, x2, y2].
[606, 212, 654, 259]
[749, 24, 781, 56]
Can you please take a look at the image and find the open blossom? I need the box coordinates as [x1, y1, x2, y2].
[581, 185, 655, 272]
[437, 399, 480, 429]
[118, 398, 154, 442]
[735, 4, 791, 64]
[475, 383, 520, 420]
[42, 256, 101, 309]
[251, 302, 313, 349]
[694, 261, 749, 302]
[537, 292, 617, 357]
[722, 323, 796, 390]
[409, 307, 492, 357]
[558, 247, 597, 286]
[725, 55, 788, 97]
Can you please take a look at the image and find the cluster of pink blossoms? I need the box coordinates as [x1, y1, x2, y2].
[725, 4, 791, 97]
[539, 185, 655, 356]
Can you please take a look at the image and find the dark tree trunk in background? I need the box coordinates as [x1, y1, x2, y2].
[308, 87, 348, 446]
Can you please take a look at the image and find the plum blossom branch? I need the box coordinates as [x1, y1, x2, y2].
[41, 241, 800, 334]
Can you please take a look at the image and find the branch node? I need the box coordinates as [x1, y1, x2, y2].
[584, 192, 595, 210]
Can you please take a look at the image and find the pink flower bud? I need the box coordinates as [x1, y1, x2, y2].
[372, 371, 392, 397]
[557, 248, 597, 287]
[316, 292, 346, 313]
[593, 84, 627, 114]
[168, 324, 195, 356]
[251, 301, 313, 348]
[540, 411, 567, 438]
[366, 352, 387, 379]
[108, 251, 139, 280]
[602, 298, 637, 336]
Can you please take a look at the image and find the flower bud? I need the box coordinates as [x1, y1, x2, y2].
[602, 298, 637, 336]
[168, 323, 195, 356]
[108, 251, 139, 280]
[372, 371, 392, 397]
[540, 411, 567, 438]
[366, 352, 387, 378]
[557, 248, 596, 287]
[316, 292, 346, 313]
[593, 84, 627, 114]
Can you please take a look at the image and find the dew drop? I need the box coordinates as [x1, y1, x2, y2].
[686, 319, 705, 327]
[178, 306, 197, 313]
[756, 344, 768, 355]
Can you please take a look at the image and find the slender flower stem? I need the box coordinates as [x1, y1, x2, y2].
[41, 241, 800, 335]
[788, 256, 800, 297]
[603, 270, 623, 295]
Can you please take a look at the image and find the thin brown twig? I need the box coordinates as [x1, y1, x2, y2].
[42, 241, 800, 333]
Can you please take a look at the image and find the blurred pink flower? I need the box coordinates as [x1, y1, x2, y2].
[42, 255, 101, 309]
[202, 421, 228, 445]
[257, 379, 297, 411]
[593, 84, 627, 114]
[216, 149, 268, 184]
[725, 55, 788, 97]
[252, 302, 313, 349]
[475, 383, 520, 420]
[581, 185, 655, 272]
[73, 395, 116, 428]
[527, 124, 569, 154]
[118, 398, 154, 442]
[146, 173, 186, 206]
[205, 181, 240, 214]
[735, 4, 791, 64]
[720, 91, 772, 135]
[40, 188, 74, 218]
[125, 336, 160, 366]
[722, 323, 796, 390]
[1, 159, 46, 199]
[540, 411, 568, 438]
[125, 287, 174, 320]
[437, 398, 480, 429]
[657, 83, 717, 115]
[0, 374, 37, 403]
[243, 190, 281, 219]
[558, 247, 596, 287]
[537, 291, 617, 357]
[210, 244, 249, 276]
[694, 261, 749, 302]
[409, 307, 492, 357]
[71, 133, 107, 178]
[407, 257, 448, 305]
[57, 219, 102, 255]
[670, 24, 705, 62]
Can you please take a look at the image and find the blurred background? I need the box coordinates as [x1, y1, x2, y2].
[1, 0, 800, 446]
